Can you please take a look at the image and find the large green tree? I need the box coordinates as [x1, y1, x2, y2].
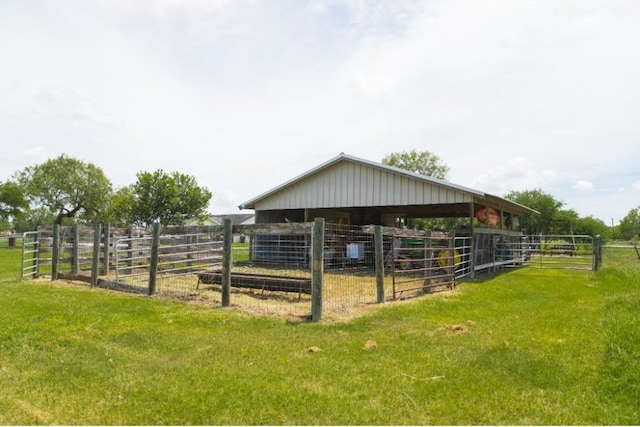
[382, 149, 449, 179]
[0, 180, 28, 228]
[130, 170, 212, 226]
[103, 186, 136, 227]
[575, 215, 611, 240]
[16, 155, 113, 225]
[504, 189, 564, 235]
[12, 207, 59, 233]
[618, 206, 640, 240]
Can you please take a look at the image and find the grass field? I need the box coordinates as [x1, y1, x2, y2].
[1, 244, 639, 424]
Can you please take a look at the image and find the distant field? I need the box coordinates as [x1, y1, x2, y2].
[0, 244, 639, 425]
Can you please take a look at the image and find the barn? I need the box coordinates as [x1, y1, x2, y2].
[240, 153, 534, 228]
[239, 153, 537, 274]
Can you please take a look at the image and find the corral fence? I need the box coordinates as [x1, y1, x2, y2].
[519, 234, 599, 271]
[20, 221, 603, 321]
[468, 232, 600, 273]
[602, 241, 640, 263]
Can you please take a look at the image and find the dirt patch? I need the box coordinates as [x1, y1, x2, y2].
[439, 320, 476, 335]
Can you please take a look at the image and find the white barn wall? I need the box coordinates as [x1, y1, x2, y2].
[252, 161, 473, 211]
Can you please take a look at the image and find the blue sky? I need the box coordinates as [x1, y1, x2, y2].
[1, 0, 639, 225]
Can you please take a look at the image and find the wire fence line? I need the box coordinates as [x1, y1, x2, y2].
[20, 221, 603, 321]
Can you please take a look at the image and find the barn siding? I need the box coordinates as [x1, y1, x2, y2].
[252, 161, 473, 211]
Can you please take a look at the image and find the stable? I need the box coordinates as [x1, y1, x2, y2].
[240, 153, 534, 228]
[239, 153, 537, 274]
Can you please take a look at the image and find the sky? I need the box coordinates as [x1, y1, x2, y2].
[1, 0, 639, 225]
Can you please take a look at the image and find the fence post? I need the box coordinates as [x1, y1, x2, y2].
[71, 224, 79, 275]
[222, 218, 232, 307]
[51, 224, 60, 281]
[374, 225, 385, 303]
[311, 217, 324, 322]
[148, 222, 160, 296]
[90, 223, 102, 287]
[102, 223, 111, 276]
[186, 235, 194, 269]
[594, 235, 602, 271]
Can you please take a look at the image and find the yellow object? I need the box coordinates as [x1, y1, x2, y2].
[438, 249, 461, 269]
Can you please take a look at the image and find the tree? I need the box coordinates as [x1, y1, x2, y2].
[104, 186, 136, 227]
[12, 207, 59, 233]
[16, 155, 113, 225]
[130, 170, 212, 226]
[0, 180, 28, 225]
[504, 189, 564, 234]
[382, 149, 449, 179]
[618, 206, 640, 240]
[575, 215, 610, 240]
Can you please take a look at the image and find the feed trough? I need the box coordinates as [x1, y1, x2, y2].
[197, 270, 312, 295]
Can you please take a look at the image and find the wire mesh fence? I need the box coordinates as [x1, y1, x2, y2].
[22, 223, 601, 321]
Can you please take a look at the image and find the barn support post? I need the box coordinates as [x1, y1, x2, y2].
[311, 217, 324, 322]
[374, 225, 385, 303]
[148, 222, 160, 296]
[221, 218, 232, 307]
[71, 224, 79, 275]
[51, 224, 60, 281]
[102, 223, 111, 276]
[90, 223, 102, 287]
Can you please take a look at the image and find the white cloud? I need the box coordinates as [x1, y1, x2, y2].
[1, 0, 640, 224]
[573, 180, 594, 191]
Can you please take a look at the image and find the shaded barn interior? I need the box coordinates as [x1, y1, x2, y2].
[239, 153, 537, 274]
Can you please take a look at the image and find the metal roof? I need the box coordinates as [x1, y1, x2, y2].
[239, 153, 537, 215]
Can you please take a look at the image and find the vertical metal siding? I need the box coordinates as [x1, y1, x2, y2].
[252, 161, 473, 210]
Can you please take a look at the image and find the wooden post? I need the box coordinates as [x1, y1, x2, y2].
[90, 223, 101, 287]
[71, 224, 79, 275]
[594, 235, 603, 271]
[311, 217, 324, 322]
[221, 218, 232, 307]
[148, 222, 160, 296]
[186, 235, 194, 269]
[51, 224, 60, 281]
[374, 225, 385, 304]
[102, 223, 111, 276]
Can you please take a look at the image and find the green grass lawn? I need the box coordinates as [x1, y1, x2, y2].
[1, 245, 639, 424]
